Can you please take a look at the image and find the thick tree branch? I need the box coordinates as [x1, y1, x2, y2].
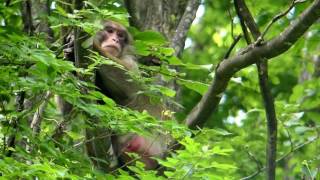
[172, 0, 201, 56]
[185, 0, 320, 128]
[235, 0, 278, 179]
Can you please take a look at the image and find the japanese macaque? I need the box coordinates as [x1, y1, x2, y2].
[93, 20, 169, 170]
[93, 21, 138, 72]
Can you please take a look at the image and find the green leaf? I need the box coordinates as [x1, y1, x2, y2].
[133, 41, 151, 56]
[178, 79, 209, 95]
[184, 63, 213, 71]
[134, 31, 167, 45]
[160, 47, 175, 56]
[152, 85, 176, 97]
[167, 56, 184, 65]
[89, 90, 116, 107]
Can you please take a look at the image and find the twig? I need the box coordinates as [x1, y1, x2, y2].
[21, 0, 34, 36]
[5, 0, 11, 6]
[279, 119, 294, 151]
[234, 0, 251, 44]
[241, 134, 319, 180]
[245, 148, 263, 171]
[30, 91, 52, 134]
[51, 108, 77, 142]
[6, 91, 25, 157]
[1, 101, 8, 154]
[223, 35, 242, 59]
[227, 8, 235, 39]
[258, 0, 308, 44]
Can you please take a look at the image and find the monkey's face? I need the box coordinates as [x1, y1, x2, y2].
[99, 23, 129, 58]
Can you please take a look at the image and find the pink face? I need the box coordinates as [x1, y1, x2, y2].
[99, 24, 128, 57]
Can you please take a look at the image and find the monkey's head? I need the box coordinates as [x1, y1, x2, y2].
[94, 21, 132, 58]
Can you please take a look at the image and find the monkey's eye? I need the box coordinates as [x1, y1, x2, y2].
[117, 32, 125, 39]
[105, 27, 114, 34]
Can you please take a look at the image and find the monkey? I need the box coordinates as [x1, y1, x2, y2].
[92, 20, 170, 170]
[93, 21, 138, 72]
[93, 21, 140, 105]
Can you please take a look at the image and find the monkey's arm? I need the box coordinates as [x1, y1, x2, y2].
[96, 58, 164, 117]
[96, 64, 140, 105]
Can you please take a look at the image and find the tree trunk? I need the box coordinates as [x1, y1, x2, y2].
[125, 0, 200, 111]
[125, 0, 187, 39]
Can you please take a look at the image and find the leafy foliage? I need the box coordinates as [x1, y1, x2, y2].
[0, 0, 319, 179]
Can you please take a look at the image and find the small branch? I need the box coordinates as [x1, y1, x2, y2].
[241, 134, 320, 180]
[234, 0, 260, 39]
[6, 91, 25, 157]
[223, 35, 242, 59]
[51, 107, 77, 142]
[21, 0, 34, 36]
[74, 27, 81, 68]
[245, 148, 263, 172]
[259, 0, 308, 44]
[279, 120, 294, 151]
[73, 0, 85, 69]
[30, 91, 52, 134]
[234, 0, 251, 44]
[5, 0, 11, 6]
[172, 0, 201, 56]
[227, 8, 235, 39]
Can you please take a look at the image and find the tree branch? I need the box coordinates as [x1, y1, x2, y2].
[5, 0, 11, 6]
[185, 0, 320, 128]
[259, 0, 308, 43]
[223, 35, 242, 59]
[171, 0, 201, 56]
[30, 91, 52, 134]
[234, 0, 251, 43]
[6, 91, 25, 157]
[21, 0, 34, 36]
[234, 0, 278, 179]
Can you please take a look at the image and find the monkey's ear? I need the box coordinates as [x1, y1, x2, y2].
[82, 36, 94, 49]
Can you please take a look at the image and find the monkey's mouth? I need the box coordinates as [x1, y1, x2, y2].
[102, 45, 120, 52]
